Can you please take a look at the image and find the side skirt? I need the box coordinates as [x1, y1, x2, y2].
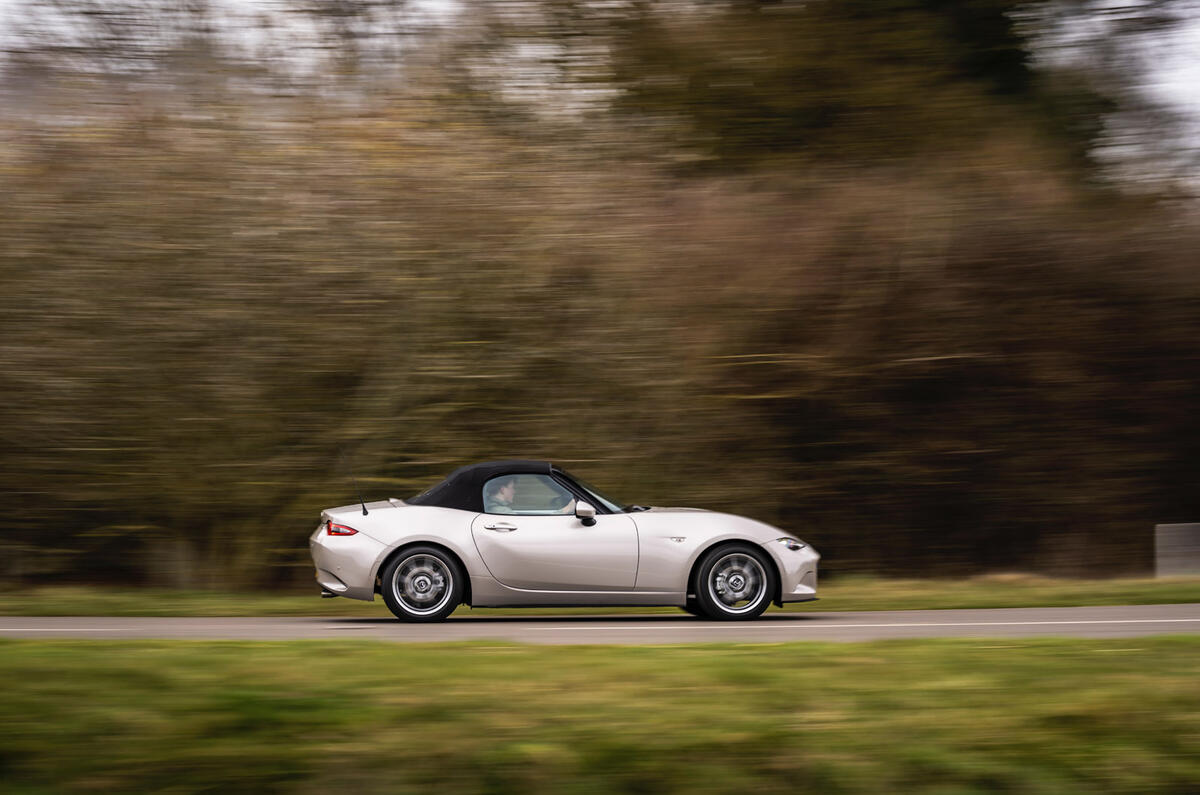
[469, 576, 686, 607]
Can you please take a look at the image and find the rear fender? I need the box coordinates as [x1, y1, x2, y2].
[357, 504, 486, 583]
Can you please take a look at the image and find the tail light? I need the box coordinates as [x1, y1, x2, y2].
[326, 521, 358, 536]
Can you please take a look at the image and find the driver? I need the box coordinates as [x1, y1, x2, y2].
[484, 477, 518, 514]
[484, 476, 577, 515]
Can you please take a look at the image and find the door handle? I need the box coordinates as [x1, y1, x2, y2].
[483, 522, 517, 532]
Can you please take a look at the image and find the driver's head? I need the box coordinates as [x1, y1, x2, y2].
[488, 477, 517, 505]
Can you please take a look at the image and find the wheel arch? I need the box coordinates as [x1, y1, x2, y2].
[374, 540, 473, 608]
[686, 539, 783, 607]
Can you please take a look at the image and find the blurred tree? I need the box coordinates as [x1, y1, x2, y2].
[609, 0, 1039, 163]
[461, 0, 1186, 177]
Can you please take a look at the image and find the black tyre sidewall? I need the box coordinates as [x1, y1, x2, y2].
[381, 545, 464, 622]
[693, 544, 776, 621]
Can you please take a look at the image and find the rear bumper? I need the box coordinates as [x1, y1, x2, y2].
[309, 524, 387, 602]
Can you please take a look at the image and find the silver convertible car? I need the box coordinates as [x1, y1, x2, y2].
[310, 460, 818, 621]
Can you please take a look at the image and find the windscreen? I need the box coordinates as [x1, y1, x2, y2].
[558, 470, 627, 513]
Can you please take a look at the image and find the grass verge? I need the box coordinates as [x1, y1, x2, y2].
[1, 574, 1198, 617]
[1, 638, 1198, 793]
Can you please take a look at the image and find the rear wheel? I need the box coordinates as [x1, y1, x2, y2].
[681, 600, 704, 617]
[692, 544, 776, 621]
[380, 546, 464, 622]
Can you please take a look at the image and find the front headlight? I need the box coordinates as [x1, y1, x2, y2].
[775, 537, 807, 551]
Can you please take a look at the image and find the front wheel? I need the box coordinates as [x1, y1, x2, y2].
[692, 544, 776, 621]
[380, 546, 464, 622]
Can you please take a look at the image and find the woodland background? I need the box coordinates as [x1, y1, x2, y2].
[2, 0, 1198, 588]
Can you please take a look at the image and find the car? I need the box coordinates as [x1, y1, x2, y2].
[309, 460, 818, 621]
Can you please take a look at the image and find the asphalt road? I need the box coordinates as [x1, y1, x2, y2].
[1, 603, 1198, 644]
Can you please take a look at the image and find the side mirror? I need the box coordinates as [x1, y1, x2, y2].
[576, 501, 597, 527]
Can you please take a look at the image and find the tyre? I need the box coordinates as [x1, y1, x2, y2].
[692, 544, 776, 621]
[681, 600, 704, 617]
[380, 545, 464, 622]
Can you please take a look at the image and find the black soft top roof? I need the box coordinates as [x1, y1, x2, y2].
[407, 460, 554, 513]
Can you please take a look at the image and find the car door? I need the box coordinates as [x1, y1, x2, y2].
[470, 473, 638, 590]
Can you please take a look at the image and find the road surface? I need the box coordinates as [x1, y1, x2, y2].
[1, 603, 1198, 644]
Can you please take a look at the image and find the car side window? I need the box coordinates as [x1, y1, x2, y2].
[483, 474, 576, 515]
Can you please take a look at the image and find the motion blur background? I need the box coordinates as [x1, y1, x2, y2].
[2, 0, 1198, 590]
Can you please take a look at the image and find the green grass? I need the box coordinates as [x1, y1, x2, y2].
[1, 574, 1198, 617]
[0, 638, 1197, 793]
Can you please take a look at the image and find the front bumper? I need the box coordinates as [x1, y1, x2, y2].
[309, 524, 388, 602]
[769, 543, 820, 604]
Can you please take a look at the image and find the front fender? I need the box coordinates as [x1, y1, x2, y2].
[631, 511, 787, 591]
